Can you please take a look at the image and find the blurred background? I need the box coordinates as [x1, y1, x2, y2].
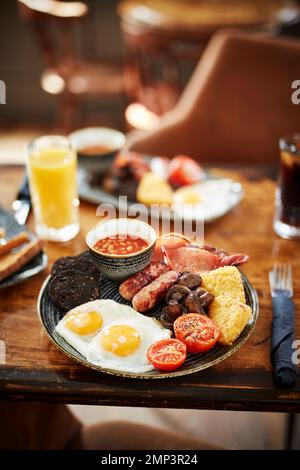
[1, 0, 300, 449]
[0, 0, 123, 130]
[1, 0, 300, 136]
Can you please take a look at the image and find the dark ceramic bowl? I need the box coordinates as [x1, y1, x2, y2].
[86, 218, 156, 281]
[69, 127, 126, 173]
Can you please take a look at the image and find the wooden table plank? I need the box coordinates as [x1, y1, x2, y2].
[0, 165, 299, 412]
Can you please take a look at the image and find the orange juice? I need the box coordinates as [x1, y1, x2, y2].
[28, 136, 79, 241]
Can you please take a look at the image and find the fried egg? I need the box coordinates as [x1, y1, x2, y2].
[55, 299, 138, 357]
[55, 299, 171, 373]
[87, 315, 171, 373]
[173, 186, 202, 205]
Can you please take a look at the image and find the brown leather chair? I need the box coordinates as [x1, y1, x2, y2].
[126, 29, 300, 164]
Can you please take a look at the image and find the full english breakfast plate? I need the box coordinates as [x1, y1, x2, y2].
[37, 226, 259, 379]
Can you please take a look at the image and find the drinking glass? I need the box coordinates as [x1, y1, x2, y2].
[274, 134, 300, 239]
[27, 135, 80, 242]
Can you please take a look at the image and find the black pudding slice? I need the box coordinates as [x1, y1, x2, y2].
[49, 269, 100, 311]
[51, 252, 99, 279]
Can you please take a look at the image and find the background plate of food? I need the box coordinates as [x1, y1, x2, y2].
[37, 232, 259, 379]
[78, 152, 244, 223]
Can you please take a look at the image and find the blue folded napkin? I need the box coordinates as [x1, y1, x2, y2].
[271, 296, 298, 388]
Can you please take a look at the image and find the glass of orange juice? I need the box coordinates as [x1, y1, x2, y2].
[27, 135, 80, 242]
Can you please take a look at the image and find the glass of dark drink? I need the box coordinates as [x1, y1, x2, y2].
[274, 134, 300, 239]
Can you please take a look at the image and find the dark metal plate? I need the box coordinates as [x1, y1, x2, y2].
[38, 269, 259, 379]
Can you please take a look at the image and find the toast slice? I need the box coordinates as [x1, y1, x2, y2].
[0, 238, 42, 282]
[0, 231, 30, 257]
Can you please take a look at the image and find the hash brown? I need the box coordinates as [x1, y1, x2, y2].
[209, 294, 252, 346]
[201, 266, 246, 303]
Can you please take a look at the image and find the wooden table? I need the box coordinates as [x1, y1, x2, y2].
[0, 165, 299, 412]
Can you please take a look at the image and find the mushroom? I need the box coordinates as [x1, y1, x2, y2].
[160, 310, 175, 330]
[163, 299, 184, 318]
[198, 291, 214, 308]
[195, 287, 208, 297]
[165, 285, 191, 303]
[177, 273, 202, 289]
[184, 292, 205, 314]
[172, 291, 184, 302]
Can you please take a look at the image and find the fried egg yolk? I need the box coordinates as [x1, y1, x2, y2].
[101, 325, 140, 357]
[174, 188, 202, 205]
[65, 311, 103, 335]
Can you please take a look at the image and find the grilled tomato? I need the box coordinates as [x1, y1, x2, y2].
[147, 338, 187, 371]
[168, 155, 205, 187]
[174, 313, 220, 353]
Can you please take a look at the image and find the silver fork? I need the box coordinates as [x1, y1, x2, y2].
[269, 263, 293, 298]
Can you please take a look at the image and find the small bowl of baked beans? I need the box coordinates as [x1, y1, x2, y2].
[86, 218, 157, 281]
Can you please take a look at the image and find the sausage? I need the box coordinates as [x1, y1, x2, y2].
[119, 262, 169, 301]
[119, 272, 152, 301]
[132, 271, 179, 313]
